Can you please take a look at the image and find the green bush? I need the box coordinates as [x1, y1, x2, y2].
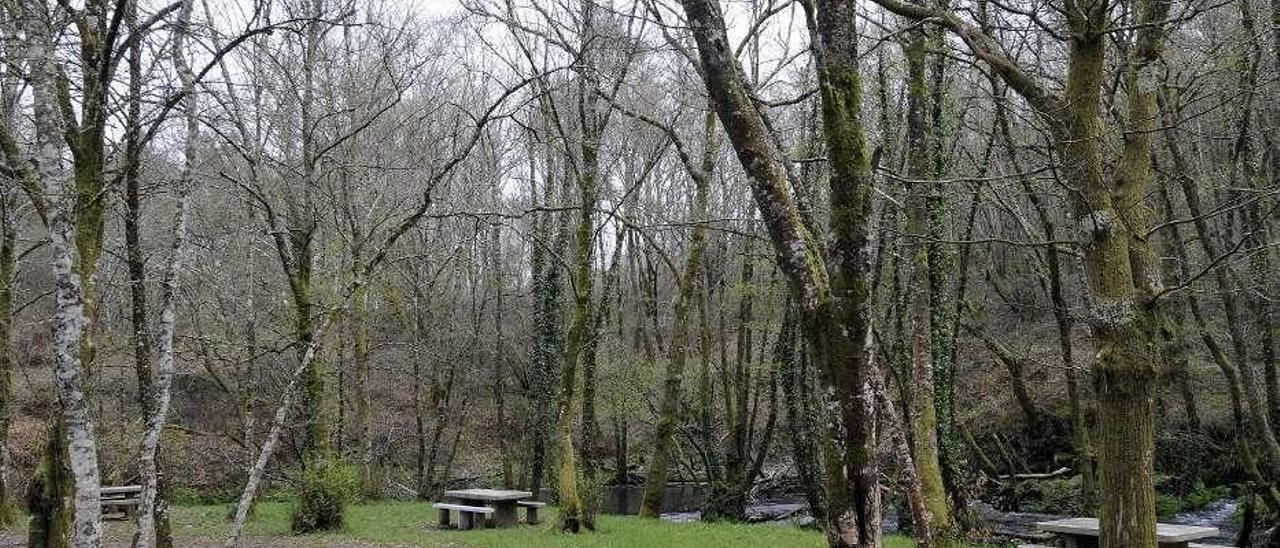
[1184, 485, 1230, 511]
[1156, 494, 1183, 518]
[291, 455, 357, 533]
[1029, 476, 1080, 514]
[0, 500, 16, 528]
[1154, 485, 1232, 518]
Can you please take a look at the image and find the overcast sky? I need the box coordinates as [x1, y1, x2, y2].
[418, 0, 463, 18]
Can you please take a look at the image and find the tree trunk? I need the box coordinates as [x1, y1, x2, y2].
[675, 1, 883, 544]
[132, 183, 190, 548]
[903, 27, 954, 541]
[25, 6, 105, 544]
[491, 225, 513, 488]
[0, 188, 14, 526]
[131, 2, 195, 542]
[647, 119, 724, 516]
[228, 317, 335, 547]
[353, 264, 373, 495]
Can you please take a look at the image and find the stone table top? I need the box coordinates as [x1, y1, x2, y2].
[1037, 518, 1218, 542]
[442, 489, 534, 502]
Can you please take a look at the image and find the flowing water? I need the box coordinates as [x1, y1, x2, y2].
[664, 498, 1240, 543]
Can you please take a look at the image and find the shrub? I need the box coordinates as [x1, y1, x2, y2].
[1184, 485, 1230, 511]
[0, 500, 16, 528]
[1156, 494, 1183, 518]
[170, 486, 205, 506]
[1029, 476, 1083, 515]
[291, 455, 357, 533]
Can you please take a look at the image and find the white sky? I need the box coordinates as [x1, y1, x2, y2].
[417, 0, 464, 18]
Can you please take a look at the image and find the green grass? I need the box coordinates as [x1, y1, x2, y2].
[2, 499, 930, 546]
[164, 499, 922, 547]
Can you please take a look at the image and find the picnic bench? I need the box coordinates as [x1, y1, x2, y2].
[100, 485, 142, 520]
[518, 500, 546, 524]
[432, 502, 494, 530]
[435, 488, 535, 529]
[1036, 517, 1219, 548]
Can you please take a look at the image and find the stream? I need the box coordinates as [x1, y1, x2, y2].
[662, 499, 1241, 543]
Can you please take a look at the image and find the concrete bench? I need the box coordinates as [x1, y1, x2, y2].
[518, 500, 546, 524]
[100, 486, 142, 520]
[1038, 517, 1218, 548]
[432, 502, 494, 530]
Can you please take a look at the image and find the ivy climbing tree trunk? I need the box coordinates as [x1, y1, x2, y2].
[902, 26, 955, 542]
[866, 0, 1176, 541]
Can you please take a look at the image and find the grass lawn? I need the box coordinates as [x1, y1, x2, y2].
[3, 499, 936, 546]
[164, 499, 923, 547]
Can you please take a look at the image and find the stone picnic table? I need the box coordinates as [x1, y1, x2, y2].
[1036, 517, 1219, 548]
[441, 488, 534, 527]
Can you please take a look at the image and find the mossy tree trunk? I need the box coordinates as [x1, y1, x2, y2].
[776, 303, 825, 523]
[0, 187, 14, 526]
[638, 137, 712, 517]
[352, 251, 374, 495]
[808, 1, 884, 544]
[13, 0, 116, 543]
[675, 0, 883, 544]
[869, 0, 1175, 540]
[527, 138, 566, 497]
[552, 168, 593, 531]
[902, 27, 954, 543]
[703, 238, 755, 522]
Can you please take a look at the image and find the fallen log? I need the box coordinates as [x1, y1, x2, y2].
[998, 467, 1072, 481]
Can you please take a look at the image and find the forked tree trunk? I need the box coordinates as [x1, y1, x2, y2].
[675, 1, 883, 544]
[23, 6, 104, 545]
[866, 0, 1173, 540]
